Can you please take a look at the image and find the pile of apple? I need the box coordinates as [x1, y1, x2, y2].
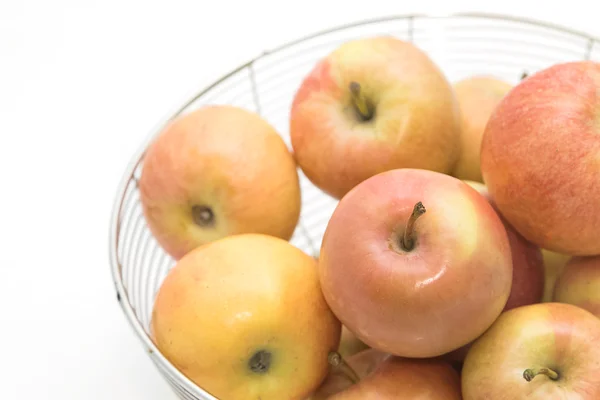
[137, 35, 600, 400]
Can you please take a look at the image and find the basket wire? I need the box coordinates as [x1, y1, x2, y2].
[109, 13, 599, 400]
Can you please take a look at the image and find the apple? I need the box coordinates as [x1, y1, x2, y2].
[325, 354, 462, 399]
[318, 168, 513, 358]
[310, 348, 388, 400]
[289, 35, 461, 199]
[541, 249, 570, 302]
[150, 234, 342, 400]
[139, 105, 301, 260]
[480, 61, 600, 256]
[451, 76, 512, 182]
[462, 302, 600, 400]
[553, 255, 600, 318]
[337, 325, 369, 359]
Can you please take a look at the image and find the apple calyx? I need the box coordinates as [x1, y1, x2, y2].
[328, 351, 360, 384]
[401, 201, 427, 251]
[349, 82, 373, 122]
[192, 205, 215, 227]
[523, 367, 559, 382]
[248, 350, 272, 374]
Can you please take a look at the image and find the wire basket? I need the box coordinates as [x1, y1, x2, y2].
[109, 12, 600, 400]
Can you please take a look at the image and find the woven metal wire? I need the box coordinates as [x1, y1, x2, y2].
[109, 13, 600, 400]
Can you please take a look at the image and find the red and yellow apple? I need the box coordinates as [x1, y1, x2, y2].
[462, 302, 600, 400]
[480, 61, 600, 256]
[541, 249, 570, 302]
[139, 105, 301, 260]
[326, 354, 462, 399]
[290, 35, 461, 199]
[151, 234, 341, 400]
[553, 255, 600, 318]
[318, 168, 513, 358]
[451, 76, 512, 182]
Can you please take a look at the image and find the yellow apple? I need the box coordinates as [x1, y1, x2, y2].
[553, 255, 600, 318]
[451, 75, 512, 182]
[151, 234, 341, 400]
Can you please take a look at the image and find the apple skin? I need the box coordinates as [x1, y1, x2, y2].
[310, 348, 389, 400]
[444, 181, 544, 363]
[328, 356, 462, 400]
[480, 61, 600, 256]
[318, 168, 513, 358]
[541, 249, 571, 302]
[451, 76, 513, 182]
[462, 302, 600, 400]
[150, 234, 342, 400]
[553, 256, 600, 318]
[139, 105, 301, 260]
[465, 181, 544, 310]
[290, 35, 461, 199]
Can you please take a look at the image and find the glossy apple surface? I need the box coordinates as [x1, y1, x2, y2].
[319, 168, 512, 358]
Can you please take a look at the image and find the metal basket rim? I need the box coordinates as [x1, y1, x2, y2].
[108, 11, 600, 399]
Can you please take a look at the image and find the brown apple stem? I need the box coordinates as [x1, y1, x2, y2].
[328, 351, 360, 384]
[349, 82, 373, 121]
[523, 367, 559, 382]
[521, 71, 529, 80]
[401, 201, 426, 251]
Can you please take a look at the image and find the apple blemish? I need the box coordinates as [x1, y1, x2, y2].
[192, 205, 215, 227]
[248, 349, 272, 374]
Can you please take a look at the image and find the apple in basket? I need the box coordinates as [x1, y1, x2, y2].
[462, 302, 600, 400]
[150, 234, 341, 400]
[318, 168, 513, 359]
[312, 348, 461, 399]
[553, 255, 600, 318]
[139, 105, 301, 260]
[450, 75, 513, 182]
[480, 60, 600, 256]
[289, 35, 461, 199]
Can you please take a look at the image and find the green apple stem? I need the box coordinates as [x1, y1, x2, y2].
[328, 351, 360, 384]
[349, 82, 373, 121]
[402, 201, 426, 251]
[523, 367, 559, 382]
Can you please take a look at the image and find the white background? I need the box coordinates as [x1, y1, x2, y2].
[1, 0, 599, 399]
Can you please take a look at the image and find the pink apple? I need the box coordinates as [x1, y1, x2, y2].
[480, 61, 600, 256]
[318, 168, 513, 358]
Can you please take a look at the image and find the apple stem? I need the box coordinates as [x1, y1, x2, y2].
[401, 201, 426, 251]
[349, 82, 373, 121]
[328, 351, 360, 384]
[521, 71, 529, 80]
[523, 367, 559, 382]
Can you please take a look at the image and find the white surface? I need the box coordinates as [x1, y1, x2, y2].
[1, 1, 599, 399]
